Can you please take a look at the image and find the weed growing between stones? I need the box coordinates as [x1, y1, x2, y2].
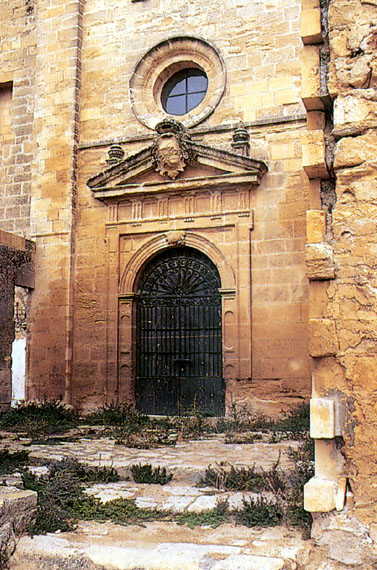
[114, 427, 177, 449]
[198, 462, 266, 491]
[21, 458, 120, 534]
[130, 463, 173, 485]
[176, 500, 229, 529]
[234, 495, 283, 527]
[0, 399, 310, 446]
[0, 399, 79, 438]
[198, 455, 285, 494]
[85, 402, 149, 429]
[268, 403, 310, 441]
[284, 438, 314, 535]
[17, 448, 313, 535]
[0, 449, 29, 475]
[215, 402, 270, 433]
[224, 433, 263, 444]
[198, 440, 314, 535]
[72, 497, 168, 526]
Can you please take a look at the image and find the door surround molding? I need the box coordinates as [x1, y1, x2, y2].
[115, 225, 251, 413]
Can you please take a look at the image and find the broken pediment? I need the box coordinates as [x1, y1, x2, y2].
[87, 120, 268, 202]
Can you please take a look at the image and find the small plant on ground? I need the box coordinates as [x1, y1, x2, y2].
[22, 458, 120, 534]
[72, 496, 168, 526]
[130, 463, 173, 485]
[224, 432, 263, 444]
[89, 403, 177, 448]
[287, 433, 314, 463]
[284, 437, 314, 535]
[47, 457, 120, 484]
[269, 402, 309, 438]
[198, 457, 285, 494]
[234, 495, 283, 527]
[198, 462, 265, 492]
[215, 402, 269, 434]
[85, 402, 149, 429]
[176, 500, 229, 529]
[114, 426, 177, 449]
[0, 449, 30, 475]
[0, 399, 79, 437]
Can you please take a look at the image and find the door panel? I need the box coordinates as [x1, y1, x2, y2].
[136, 247, 224, 416]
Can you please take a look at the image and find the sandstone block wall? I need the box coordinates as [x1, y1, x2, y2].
[0, 0, 36, 237]
[71, 0, 311, 413]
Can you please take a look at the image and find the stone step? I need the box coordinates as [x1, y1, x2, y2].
[3, 434, 299, 485]
[83, 480, 274, 513]
[9, 521, 308, 570]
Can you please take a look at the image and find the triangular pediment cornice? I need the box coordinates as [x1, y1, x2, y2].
[87, 120, 268, 202]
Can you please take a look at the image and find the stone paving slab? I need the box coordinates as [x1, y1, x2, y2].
[9, 521, 310, 570]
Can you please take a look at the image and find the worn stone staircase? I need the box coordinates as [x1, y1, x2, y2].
[2, 432, 313, 569]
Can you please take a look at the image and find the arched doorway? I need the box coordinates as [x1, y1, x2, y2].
[135, 247, 224, 415]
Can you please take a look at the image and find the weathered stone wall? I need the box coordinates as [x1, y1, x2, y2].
[326, 0, 377, 529]
[301, 0, 377, 563]
[26, 0, 84, 403]
[0, 0, 36, 237]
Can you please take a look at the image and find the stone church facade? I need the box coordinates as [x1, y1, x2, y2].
[2, 0, 377, 560]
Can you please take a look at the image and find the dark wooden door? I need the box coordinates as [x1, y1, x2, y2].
[136, 247, 224, 416]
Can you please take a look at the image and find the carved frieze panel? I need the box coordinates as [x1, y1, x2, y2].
[113, 188, 252, 225]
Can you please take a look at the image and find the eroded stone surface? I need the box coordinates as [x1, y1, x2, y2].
[9, 521, 311, 570]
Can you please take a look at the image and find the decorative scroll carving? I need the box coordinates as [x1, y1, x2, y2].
[152, 119, 196, 179]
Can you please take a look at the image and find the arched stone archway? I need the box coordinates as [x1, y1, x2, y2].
[119, 230, 236, 295]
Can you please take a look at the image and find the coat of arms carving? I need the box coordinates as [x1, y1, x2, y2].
[152, 119, 196, 179]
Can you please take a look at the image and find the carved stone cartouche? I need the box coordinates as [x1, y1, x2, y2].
[152, 119, 196, 179]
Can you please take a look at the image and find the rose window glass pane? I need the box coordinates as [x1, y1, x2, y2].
[162, 69, 208, 116]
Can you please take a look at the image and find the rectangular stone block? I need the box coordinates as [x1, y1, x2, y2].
[310, 397, 335, 438]
[307, 111, 326, 130]
[305, 243, 335, 280]
[306, 210, 326, 243]
[309, 318, 338, 357]
[301, 45, 323, 110]
[0, 487, 37, 535]
[301, 8, 322, 44]
[302, 130, 329, 179]
[304, 476, 336, 512]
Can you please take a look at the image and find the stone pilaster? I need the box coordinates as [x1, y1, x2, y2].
[28, 0, 84, 402]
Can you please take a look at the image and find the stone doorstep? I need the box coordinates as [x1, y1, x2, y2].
[9, 520, 308, 570]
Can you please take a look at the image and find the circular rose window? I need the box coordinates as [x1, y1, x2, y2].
[130, 37, 226, 130]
